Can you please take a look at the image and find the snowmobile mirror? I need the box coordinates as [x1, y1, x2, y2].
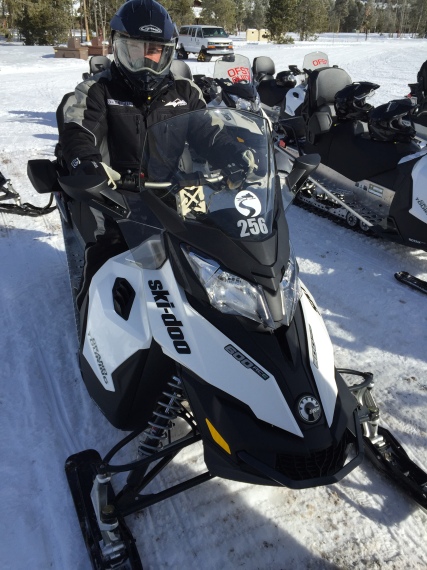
[27, 159, 59, 194]
[286, 154, 320, 195]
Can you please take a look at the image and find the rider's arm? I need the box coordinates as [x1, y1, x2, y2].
[61, 79, 108, 170]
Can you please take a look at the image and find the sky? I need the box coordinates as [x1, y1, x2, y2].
[1, 34, 427, 570]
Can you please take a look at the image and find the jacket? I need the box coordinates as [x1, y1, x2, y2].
[61, 63, 212, 174]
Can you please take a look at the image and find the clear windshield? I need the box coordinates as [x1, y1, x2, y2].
[203, 27, 228, 38]
[135, 108, 275, 243]
[302, 51, 329, 72]
[213, 54, 253, 85]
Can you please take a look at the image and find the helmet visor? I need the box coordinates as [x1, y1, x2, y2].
[114, 37, 175, 75]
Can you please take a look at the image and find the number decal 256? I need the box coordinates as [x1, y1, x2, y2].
[237, 217, 268, 237]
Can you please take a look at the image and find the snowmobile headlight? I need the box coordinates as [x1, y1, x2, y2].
[279, 244, 301, 326]
[182, 248, 274, 328]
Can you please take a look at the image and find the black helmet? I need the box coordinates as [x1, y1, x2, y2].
[368, 98, 416, 143]
[334, 81, 379, 120]
[110, 0, 178, 95]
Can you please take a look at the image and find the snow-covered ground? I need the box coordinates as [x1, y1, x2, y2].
[1, 34, 427, 570]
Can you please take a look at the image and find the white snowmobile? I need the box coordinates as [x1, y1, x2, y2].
[253, 51, 330, 122]
[27, 107, 427, 570]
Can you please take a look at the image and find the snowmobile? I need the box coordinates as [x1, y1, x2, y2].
[406, 58, 427, 142]
[274, 63, 427, 253]
[253, 51, 330, 122]
[193, 54, 264, 117]
[27, 107, 427, 570]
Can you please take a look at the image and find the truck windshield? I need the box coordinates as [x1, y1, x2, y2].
[203, 28, 228, 38]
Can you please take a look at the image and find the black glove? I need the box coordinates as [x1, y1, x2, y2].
[70, 160, 121, 189]
[71, 159, 106, 177]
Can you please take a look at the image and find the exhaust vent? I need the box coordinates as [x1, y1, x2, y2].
[112, 278, 135, 321]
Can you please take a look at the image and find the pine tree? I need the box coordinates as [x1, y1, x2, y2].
[161, 0, 195, 27]
[15, 0, 74, 45]
[265, 0, 298, 41]
[200, 0, 236, 32]
[296, 0, 329, 40]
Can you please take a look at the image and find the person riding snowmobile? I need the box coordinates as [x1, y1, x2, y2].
[60, 0, 255, 310]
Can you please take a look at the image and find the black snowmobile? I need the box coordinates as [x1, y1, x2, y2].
[274, 63, 427, 252]
[27, 106, 427, 569]
[407, 58, 427, 142]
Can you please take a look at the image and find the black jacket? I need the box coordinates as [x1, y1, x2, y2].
[61, 63, 237, 176]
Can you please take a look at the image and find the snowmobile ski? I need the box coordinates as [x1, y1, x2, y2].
[395, 271, 427, 295]
[364, 427, 427, 512]
[65, 450, 143, 570]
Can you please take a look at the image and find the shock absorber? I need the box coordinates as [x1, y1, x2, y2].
[137, 375, 185, 457]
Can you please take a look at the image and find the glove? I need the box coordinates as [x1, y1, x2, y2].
[71, 160, 121, 189]
[225, 149, 257, 190]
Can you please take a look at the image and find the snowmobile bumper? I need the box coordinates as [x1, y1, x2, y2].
[236, 409, 364, 489]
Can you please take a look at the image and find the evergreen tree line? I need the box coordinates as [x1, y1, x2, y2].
[1, 0, 426, 46]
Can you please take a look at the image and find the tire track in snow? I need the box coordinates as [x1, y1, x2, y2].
[32, 325, 82, 454]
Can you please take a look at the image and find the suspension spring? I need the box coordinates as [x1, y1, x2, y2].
[137, 376, 185, 457]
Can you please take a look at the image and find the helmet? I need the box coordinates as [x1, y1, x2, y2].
[276, 70, 297, 89]
[368, 98, 416, 143]
[334, 82, 379, 120]
[110, 0, 178, 96]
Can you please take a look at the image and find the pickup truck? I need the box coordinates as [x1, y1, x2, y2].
[177, 25, 234, 62]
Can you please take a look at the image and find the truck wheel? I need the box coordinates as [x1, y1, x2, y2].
[178, 45, 188, 60]
[197, 49, 211, 62]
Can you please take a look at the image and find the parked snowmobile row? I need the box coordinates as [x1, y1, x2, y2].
[27, 67, 427, 568]
[244, 52, 427, 253]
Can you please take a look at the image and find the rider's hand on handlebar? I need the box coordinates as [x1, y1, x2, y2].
[71, 160, 121, 190]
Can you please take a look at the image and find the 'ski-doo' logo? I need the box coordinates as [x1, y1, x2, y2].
[87, 332, 109, 385]
[416, 197, 427, 217]
[234, 190, 262, 217]
[139, 25, 162, 33]
[297, 395, 322, 423]
[224, 344, 269, 380]
[148, 280, 191, 354]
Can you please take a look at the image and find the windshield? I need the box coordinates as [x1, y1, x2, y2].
[302, 51, 329, 72]
[122, 109, 275, 249]
[213, 54, 253, 85]
[203, 27, 228, 38]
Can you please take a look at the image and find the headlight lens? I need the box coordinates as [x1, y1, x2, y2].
[279, 244, 301, 326]
[182, 248, 274, 328]
[182, 245, 301, 328]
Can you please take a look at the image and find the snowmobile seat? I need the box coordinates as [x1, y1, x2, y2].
[253, 56, 275, 83]
[303, 66, 352, 143]
[305, 66, 352, 118]
[170, 59, 193, 80]
[82, 55, 111, 80]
